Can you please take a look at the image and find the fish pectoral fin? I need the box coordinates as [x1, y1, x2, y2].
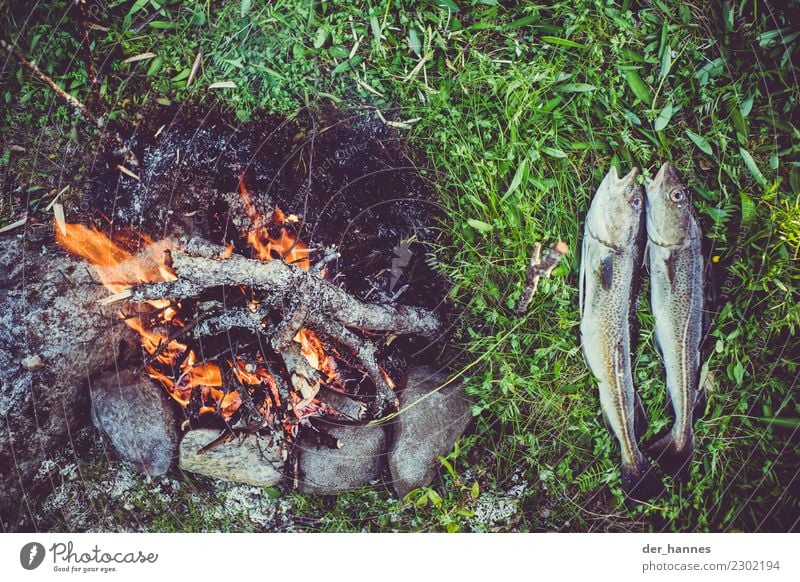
[664, 250, 678, 288]
[599, 254, 614, 290]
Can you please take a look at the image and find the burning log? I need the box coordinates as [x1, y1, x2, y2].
[111, 238, 439, 338]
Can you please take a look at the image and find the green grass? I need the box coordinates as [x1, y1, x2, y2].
[2, 0, 798, 532]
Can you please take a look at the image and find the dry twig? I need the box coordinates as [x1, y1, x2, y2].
[514, 241, 569, 316]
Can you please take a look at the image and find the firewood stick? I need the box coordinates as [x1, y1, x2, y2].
[1, 38, 101, 127]
[316, 386, 366, 421]
[280, 342, 322, 403]
[514, 240, 569, 316]
[193, 307, 266, 337]
[115, 238, 439, 337]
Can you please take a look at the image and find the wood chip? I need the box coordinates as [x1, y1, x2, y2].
[208, 81, 236, 89]
[116, 164, 141, 181]
[123, 52, 156, 64]
[0, 217, 27, 234]
[45, 185, 68, 212]
[186, 49, 203, 88]
[53, 202, 66, 236]
[98, 289, 133, 306]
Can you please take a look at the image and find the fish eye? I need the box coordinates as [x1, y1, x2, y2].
[631, 196, 642, 208]
[670, 189, 684, 202]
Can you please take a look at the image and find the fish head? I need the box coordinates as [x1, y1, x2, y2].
[585, 166, 644, 248]
[645, 162, 693, 246]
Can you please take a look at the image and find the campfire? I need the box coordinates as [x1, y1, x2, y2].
[55, 176, 440, 479]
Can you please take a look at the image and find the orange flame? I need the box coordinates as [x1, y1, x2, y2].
[239, 177, 309, 268]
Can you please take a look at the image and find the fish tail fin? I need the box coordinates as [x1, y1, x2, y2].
[646, 430, 695, 483]
[621, 457, 664, 504]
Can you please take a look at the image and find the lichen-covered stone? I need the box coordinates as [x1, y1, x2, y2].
[179, 429, 283, 487]
[90, 368, 177, 476]
[387, 366, 473, 498]
[297, 423, 386, 494]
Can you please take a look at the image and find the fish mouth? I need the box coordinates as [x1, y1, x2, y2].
[646, 162, 678, 191]
[608, 166, 640, 190]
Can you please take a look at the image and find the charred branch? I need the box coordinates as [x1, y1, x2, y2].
[315, 386, 367, 421]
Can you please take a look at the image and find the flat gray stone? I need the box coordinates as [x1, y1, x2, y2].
[297, 423, 386, 494]
[179, 429, 283, 487]
[90, 368, 178, 476]
[388, 366, 473, 498]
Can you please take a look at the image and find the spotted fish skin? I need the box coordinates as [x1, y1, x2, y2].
[645, 162, 705, 481]
[580, 166, 663, 503]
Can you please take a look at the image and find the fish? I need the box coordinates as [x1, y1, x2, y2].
[580, 166, 663, 502]
[644, 162, 706, 481]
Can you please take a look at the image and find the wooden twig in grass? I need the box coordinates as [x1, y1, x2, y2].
[1, 38, 101, 127]
[514, 241, 569, 316]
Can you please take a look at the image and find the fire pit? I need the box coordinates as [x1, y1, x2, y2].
[1, 106, 472, 504]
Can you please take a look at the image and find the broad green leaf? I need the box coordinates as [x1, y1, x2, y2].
[740, 94, 754, 117]
[370, 16, 381, 42]
[541, 36, 586, 49]
[240, 0, 252, 18]
[467, 219, 493, 233]
[654, 102, 673, 131]
[739, 147, 766, 186]
[408, 28, 422, 57]
[660, 45, 672, 80]
[542, 146, 567, 158]
[740, 191, 756, 227]
[313, 27, 329, 49]
[733, 360, 745, 385]
[555, 83, 595, 93]
[332, 55, 362, 75]
[752, 416, 800, 429]
[623, 110, 642, 126]
[501, 158, 527, 201]
[625, 70, 652, 105]
[686, 129, 713, 156]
